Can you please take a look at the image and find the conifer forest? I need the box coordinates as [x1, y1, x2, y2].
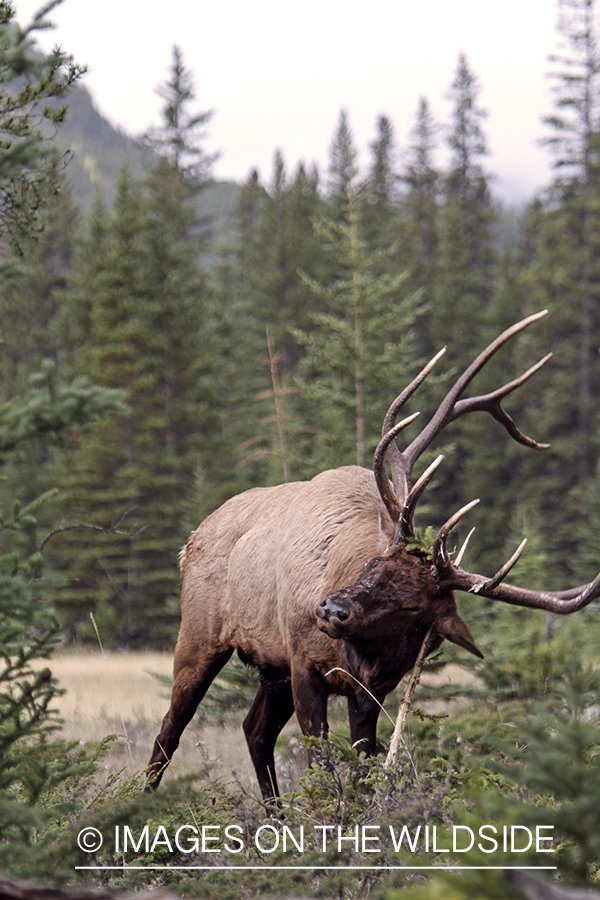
[5, 0, 600, 898]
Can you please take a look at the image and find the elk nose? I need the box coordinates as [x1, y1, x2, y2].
[318, 595, 349, 621]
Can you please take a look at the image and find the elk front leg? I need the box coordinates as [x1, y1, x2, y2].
[146, 646, 233, 790]
[347, 691, 382, 756]
[242, 679, 295, 802]
[291, 664, 330, 774]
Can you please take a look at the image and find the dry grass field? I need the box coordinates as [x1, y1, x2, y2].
[39, 651, 261, 792]
[37, 651, 478, 796]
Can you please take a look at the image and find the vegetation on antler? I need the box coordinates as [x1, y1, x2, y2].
[404, 526, 436, 560]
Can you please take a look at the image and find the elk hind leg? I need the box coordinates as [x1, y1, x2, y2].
[146, 646, 233, 790]
[243, 673, 295, 802]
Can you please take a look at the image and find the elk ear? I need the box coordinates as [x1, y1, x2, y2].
[436, 614, 484, 659]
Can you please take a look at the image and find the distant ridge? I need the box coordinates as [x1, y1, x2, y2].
[55, 84, 239, 233]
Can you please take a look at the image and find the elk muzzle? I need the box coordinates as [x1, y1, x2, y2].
[316, 591, 351, 638]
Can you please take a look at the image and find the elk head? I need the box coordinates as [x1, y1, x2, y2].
[317, 544, 483, 657]
[317, 310, 600, 659]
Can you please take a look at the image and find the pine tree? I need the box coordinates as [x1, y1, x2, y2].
[431, 53, 496, 359]
[0, 1, 121, 873]
[362, 115, 399, 249]
[142, 44, 218, 186]
[397, 96, 440, 357]
[0, 0, 85, 270]
[515, 0, 600, 578]
[294, 183, 423, 473]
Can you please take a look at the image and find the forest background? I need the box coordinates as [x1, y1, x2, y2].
[4, 0, 600, 896]
[6, 0, 596, 651]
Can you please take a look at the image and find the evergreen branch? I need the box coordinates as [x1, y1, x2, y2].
[36, 508, 143, 554]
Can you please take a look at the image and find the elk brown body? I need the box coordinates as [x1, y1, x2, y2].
[148, 467, 476, 800]
[147, 312, 600, 801]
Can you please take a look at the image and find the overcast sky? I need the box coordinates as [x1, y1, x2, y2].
[16, 0, 562, 204]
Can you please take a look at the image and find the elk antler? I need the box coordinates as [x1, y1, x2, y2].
[373, 412, 420, 522]
[433, 503, 600, 614]
[373, 310, 551, 542]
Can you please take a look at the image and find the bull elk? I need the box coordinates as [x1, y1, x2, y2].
[147, 311, 600, 801]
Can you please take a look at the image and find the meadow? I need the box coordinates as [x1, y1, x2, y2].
[24, 649, 596, 900]
[41, 651, 263, 790]
[40, 651, 477, 795]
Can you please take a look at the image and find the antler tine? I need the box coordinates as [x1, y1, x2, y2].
[432, 499, 481, 572]
[394, 454, 444, 545]
[470, 538, 528, 592]
[382, 347, 447, 506]
[448, 353, 552, 450]
[373, 412, 420, 523]
[402, 310, 549, 476]
[382, 347, 447, 436]
[436, 528, 600, 615]
[455, 527, 475, 567]
[429, 484, 600, 614]
[375, 311, 550, 553]
[441, 564, 600, 616]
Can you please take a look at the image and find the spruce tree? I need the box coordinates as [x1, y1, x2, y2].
[488, 659, 600, 884]
[515, 0, 600, 579]
[51, 171, 154, 641]
[51, 42, 229, 643]
[0, 185, 79, 545]
[432, 53, 496, 359]
[542, 0, 600, 483]
[142, 43, 218, 185]
[53, 155, 223, 644]
[0, 367, 123, 875]
[398, 96, 440, 358]
[249, 153, 326, 371]
[0, 0, 85, 270]
[207, 157, 328, 487]
[328, 109, 359, 222]
[362, 114, 399, 249]
[206, 169, 272, 490]
[0, 1, 123, 873]
[294, 181, 423, 473]
[422, 55, 499, 536]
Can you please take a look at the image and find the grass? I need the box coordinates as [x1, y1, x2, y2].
[38, 650, 261, 791]
[36, 651, 478, 799]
